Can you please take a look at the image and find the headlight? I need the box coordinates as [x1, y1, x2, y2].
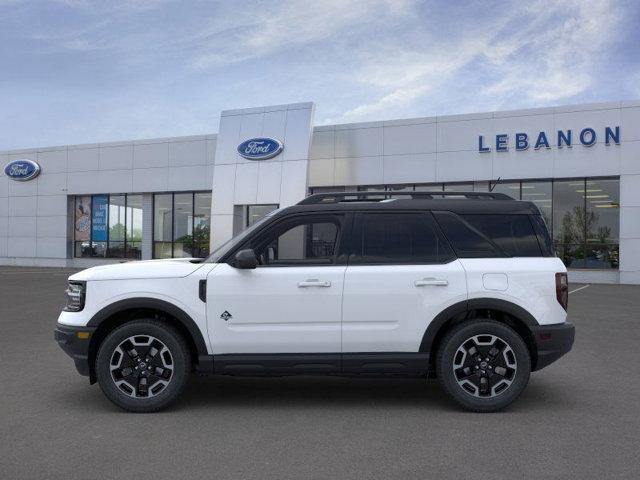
[63, 281, 86, 312]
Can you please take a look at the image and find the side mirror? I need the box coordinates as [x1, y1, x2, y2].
[234, 249, 258, 269]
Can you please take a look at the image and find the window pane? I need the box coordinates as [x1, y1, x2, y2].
[108, 195, 125, 241]
[461, 215, 541, 257]
[91, 194, 108, 243]
[584, 243, 619, 269]
[74, 196, 92, 258]
[415, 184, 443, 191]
[360, 213, 453, 263]
[247, 204, 278, 227]
[126, 194, 143, 259]
[387, 184, 414, 192]
[92, 241, 107, 258]
[194, 193, 212, 258]
[530, 214, 554, 256]
[444, 183, 473, 192]
[490, 181, 520, 200]
[553, 180, 586, 244]
[74, 196, 91, 242]
[585, 178, 619, 244]
[252, 220, 339, 265]
[107, 195, 125, 258]
[357, 185, 385, 200]
[434, 212, 503, 258]
[311, 186, 346, 194]
[556, 244, 585, 269]
[154, 194, 172, 242]
[521, 181, 552, 229]
[154, 242, 173, 259]
[174, 193, 193, 257]
[386, 184, 414, 198]
[74, 241, 91, 258]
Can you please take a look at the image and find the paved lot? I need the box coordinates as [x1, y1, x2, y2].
[1, 267, 639, 479]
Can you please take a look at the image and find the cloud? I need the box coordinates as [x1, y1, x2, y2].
[334, 0, 626, 122]
[190, 0, 414, 70]
[481, 0, 622, 104]
[0, 0, 635, 149]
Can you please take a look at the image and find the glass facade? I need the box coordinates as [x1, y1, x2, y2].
[153, 192, 211, 259]
[310, 177, 620, 270]
[246, 204, 279, 227]
[74, 193, 143, 259]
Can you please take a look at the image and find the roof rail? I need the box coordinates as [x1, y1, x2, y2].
[298, 191, 512, 205]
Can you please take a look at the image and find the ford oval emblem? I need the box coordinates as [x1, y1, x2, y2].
[4, 159, 41, 181]
[237, 137, 283, 160]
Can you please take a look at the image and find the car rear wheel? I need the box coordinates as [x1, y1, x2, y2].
[436, 319, 531, 412]
[96, 320, 191, 412]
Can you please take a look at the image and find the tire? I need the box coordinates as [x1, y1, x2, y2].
[96, 319, 191, 413]
[436, 319, 531, 412]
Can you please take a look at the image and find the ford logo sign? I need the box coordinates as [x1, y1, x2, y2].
[4, 159, 41, 181]
[237, 138, 283, 160]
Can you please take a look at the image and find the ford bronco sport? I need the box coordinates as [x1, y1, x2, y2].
[55, 191, 575, 412]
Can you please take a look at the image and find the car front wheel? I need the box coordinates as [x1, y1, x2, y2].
[436, 319, 531, 412]
[96, 320, 191, 412]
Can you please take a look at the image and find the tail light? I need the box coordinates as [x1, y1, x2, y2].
[555, 272, 568, 311]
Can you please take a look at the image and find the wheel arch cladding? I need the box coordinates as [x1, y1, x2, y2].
[86, 298, 207, 383]
[420, 298, 539, 370]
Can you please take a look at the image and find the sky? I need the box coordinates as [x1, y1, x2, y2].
[1, 0, 639, 150]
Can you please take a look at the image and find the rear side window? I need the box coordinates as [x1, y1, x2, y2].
[354, 213, 454, 264]
[461, 214, 542, 257]
[433, 211, 504, 258]
[530, 214, 554, 256]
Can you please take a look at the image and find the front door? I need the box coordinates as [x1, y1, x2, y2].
[206, 213, 347, 355]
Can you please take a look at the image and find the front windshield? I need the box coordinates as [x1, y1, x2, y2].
[205, 209, 281, 263]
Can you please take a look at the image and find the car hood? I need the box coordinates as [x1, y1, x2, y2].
[69, 258, 206, 281]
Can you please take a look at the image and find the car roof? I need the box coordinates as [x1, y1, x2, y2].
[282, 192, 541, 216]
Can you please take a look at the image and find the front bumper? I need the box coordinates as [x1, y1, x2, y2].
[531, 321, 575, 371]
[54, 324, 96, 377]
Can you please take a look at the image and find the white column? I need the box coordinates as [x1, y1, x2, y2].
[210, 103, 315, 250]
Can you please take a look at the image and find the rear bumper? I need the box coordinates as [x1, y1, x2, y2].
[54, 324, 96, 377]
[531, 321, 575, 371]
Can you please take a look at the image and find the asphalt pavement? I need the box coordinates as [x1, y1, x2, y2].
[1, 267, 639, 479]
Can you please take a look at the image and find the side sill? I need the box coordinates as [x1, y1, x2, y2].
[197, 353, 430, 377]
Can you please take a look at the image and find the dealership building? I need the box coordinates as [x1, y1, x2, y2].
[1, 100, 639, 284]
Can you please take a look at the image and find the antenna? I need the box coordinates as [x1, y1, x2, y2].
[489, 177, 502, 192]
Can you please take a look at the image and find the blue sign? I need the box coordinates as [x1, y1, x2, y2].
[91, 195, 108, 242]
[237, 138, 283, 160]
[4, 159, 41, 181]
[478, 126, 620, 152]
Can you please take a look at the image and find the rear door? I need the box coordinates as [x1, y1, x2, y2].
[341, 212, 467, 355]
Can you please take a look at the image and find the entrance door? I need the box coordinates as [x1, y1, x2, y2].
[207, 213, 347, 356]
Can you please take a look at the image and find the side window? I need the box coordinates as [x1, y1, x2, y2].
[461, 214, 542, 257]
[530, 214, 554, 257]
[355, 213, 454, 264]
[433, 211, 504, 258]
[248, 216, 341, 266]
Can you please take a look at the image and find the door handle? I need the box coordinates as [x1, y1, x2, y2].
[297, 279, 331, 288]
[414, 278, 449, 287]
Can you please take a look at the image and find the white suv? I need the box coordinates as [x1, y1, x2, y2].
[55, 191, 574, 412]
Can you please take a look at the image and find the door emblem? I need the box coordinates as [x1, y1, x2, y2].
[220, 311, 232, 321]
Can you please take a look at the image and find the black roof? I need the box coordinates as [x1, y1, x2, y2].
[283, 191, 541, 215]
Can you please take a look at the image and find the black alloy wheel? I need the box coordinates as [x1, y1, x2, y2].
[436, 319, 531, 412]
[96, 320, 190, 413]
